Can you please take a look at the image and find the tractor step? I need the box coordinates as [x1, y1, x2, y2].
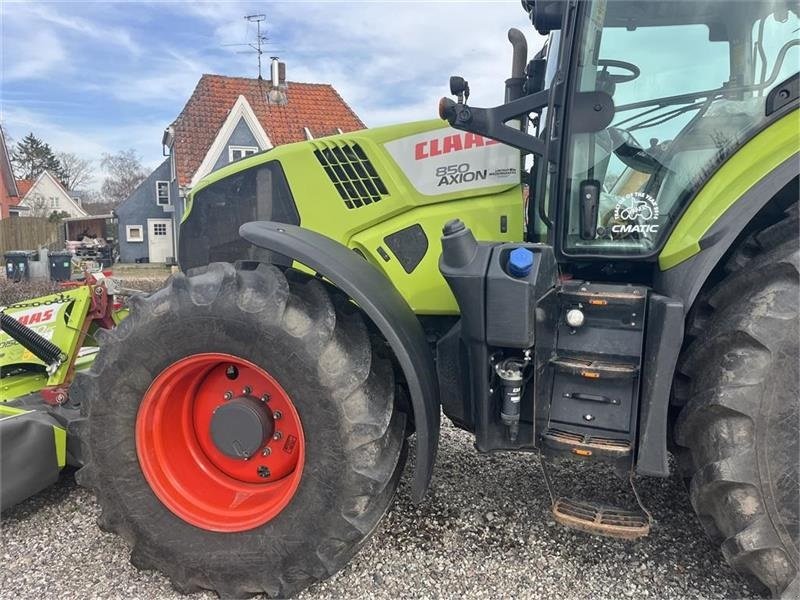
[550, 356, 638, 379]
[541, 428, 631, 458]
[552, 497, 650, 540]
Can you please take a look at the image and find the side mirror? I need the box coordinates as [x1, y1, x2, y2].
[449, 76, 470, 103]
[521, 0, 566, 34]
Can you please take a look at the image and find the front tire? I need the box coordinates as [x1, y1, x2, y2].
[74, 262, 406, 598]
[674, 206, 799, 598]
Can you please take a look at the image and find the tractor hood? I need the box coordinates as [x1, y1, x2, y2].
[180, 120, 522, 272]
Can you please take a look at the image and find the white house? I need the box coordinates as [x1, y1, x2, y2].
[18, 170, 88, 218]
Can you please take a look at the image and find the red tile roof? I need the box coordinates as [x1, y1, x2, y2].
[15, 179, 33, 199]
[171, 74, 366, 186]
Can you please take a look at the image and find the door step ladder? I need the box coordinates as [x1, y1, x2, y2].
[539, 456, 651, 540]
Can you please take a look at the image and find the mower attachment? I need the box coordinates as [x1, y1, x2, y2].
[0, 404, 66, 511]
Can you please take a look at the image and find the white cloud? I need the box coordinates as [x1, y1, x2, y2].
[1, 1, 547, 190]
[25, 4, 143, 57]
[1, 105, 168, 188]
[2, 28, 68, 81]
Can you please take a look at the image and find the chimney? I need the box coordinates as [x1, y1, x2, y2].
[270, 57, 280, 87]
[267, 57, 289, 105]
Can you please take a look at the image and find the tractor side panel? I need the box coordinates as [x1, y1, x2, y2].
[350, 190, 524, 314]
[186, 120, 525, 316]
[274, 120, 525, 315]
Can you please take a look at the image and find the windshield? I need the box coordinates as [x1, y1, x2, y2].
[561, 0, 799, 256]
[179, 161, 298, 271]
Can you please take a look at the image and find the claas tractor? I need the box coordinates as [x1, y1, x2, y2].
[5, 0, 798, 597]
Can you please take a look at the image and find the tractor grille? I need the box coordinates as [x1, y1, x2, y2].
[313, 142, 389, 209]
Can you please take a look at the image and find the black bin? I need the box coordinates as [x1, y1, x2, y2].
[4, 250, 36, 282]
[48, 251, 73, 282]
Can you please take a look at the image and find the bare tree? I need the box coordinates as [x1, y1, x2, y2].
[57, 152, 93, 190]
[26, 194, 51, 217]
[100, 149, 148, 207]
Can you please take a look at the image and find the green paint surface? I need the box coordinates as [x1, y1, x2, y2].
[660, 110, 800, 270]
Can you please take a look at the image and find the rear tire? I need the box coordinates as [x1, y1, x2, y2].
[674, 206, 799, 598]
[73, 262, 406, 598]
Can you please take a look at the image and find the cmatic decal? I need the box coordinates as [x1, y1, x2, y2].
[609, 192, 660, 236]
[385, 126, 519, 196]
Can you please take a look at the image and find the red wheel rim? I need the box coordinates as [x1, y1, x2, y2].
[135, 353, 305, 532]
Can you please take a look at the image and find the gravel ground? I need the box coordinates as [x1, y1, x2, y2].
[1, 419, 758, 600]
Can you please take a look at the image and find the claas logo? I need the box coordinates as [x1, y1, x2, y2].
[15, 309, 55, 326]
[415, 132, 499, 160]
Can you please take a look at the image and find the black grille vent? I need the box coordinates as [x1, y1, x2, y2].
[313, 142, 389, 209]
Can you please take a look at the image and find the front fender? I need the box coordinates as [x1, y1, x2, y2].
[239, 221, 440, 502]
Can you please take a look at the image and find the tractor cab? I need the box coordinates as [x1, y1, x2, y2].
[443, 0, 798, 265]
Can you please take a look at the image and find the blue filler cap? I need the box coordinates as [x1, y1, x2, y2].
[508, 247, 535, 278]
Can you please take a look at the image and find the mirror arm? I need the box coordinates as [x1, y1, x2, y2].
[445, 89, 551, 156]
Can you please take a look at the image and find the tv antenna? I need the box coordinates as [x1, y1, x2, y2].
[222, 14, 269, 79]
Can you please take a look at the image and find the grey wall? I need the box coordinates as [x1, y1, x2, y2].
[116, 158, 179, 263]
[211, 117, 260, 172]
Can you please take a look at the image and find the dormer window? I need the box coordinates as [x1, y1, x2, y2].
[229, 146, 258, 162]
[156, 181, 170, 205]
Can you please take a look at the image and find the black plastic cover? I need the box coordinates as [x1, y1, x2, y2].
[384, 224, 428, 274]
[180, 162, 298, 271]
[0, 411, 61, 511]
[486, 244, 557, 348]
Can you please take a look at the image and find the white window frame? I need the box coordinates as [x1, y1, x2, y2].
[156, 181, 170, 206]
[228, 145, 258, 162]
[126, 225, 144, 242]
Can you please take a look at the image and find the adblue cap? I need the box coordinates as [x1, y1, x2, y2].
[508, 247, 534, 278]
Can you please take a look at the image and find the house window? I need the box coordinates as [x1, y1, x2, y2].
[228, 146, 258, 162]
[126, 225, 144, 242]
[50, 197, 58, 208]
[156, 181, 170, 205]
[153, 222, 168, 236]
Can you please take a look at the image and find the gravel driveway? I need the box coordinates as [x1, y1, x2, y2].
[1, 420, 756, 599]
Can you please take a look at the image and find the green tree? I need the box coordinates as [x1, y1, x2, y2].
[10, 132, 65, 181]
[48, 210, 72, 223]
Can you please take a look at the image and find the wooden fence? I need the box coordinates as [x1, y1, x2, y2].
[0, 217, 60, 255]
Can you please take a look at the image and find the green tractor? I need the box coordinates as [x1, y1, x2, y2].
[11, 0, 798, 597]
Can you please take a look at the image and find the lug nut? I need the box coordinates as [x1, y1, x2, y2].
[261, 393, 271, 403]
[223, 391, 233, 401]
[273, 410, 282, 420]
[242, 386, 252, 395]
[257, 466, 270, 478]
[273, 431, 283, 441]
[262, 447, 271, 456]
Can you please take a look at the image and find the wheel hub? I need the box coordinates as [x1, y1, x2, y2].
[210, 396, 275, 459]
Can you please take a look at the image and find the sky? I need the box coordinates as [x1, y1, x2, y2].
[0, 1, 544, 190]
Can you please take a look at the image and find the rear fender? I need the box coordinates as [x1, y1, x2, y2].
[239, 221, 440, 502]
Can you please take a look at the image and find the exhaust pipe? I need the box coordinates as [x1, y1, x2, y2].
[508, 28, 528, 79]
[506, 28, 528, 103]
